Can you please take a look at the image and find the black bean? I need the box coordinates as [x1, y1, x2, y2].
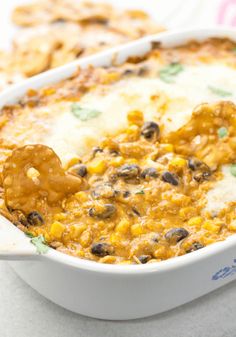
[89, 18, 108, 25]
[123, 191, 130, 198]
[132, 207, 141, 216]
[109, 149, 120, 157]
[141, 121, 160, 141]
[152, 233, 160, 243]
[27, 211, 44, 226]
[52, 18, 66, 24]
[138, 255, 152, 264]
[186, 242, 204, 253]
[7, 206, 14, 212]
[117, 164, 140, 179]
[188, 158, 203, 171]
[109, 174, 118, 183]
[91, 242, 114, 257]
[162, 171, 179, 186]
[189, 159, 210, 172]
[165, 228, 189, 244]
[141, 167, 159, 179]
[93, 147, 103, 155]
[152, 41, 161, 50]
[91, 183, 116, 199]
[75, 164, 87, 177]
[193, 170, 211, 183]
[188, 158, 212, 182]
[138, 66, 149, 76]
[123, 69, 135, 76]
[88, 204, 116, 219]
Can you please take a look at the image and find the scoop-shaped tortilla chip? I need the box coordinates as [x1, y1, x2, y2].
[3, 144, 81, 214]
[165, 101, 236, 168]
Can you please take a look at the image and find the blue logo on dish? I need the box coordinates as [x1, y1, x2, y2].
[212, 259, 236, 280]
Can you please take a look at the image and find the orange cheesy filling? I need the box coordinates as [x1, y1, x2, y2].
[1, 38, 236, 264]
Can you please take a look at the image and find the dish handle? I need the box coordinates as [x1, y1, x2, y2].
[0, 215, 39, 260]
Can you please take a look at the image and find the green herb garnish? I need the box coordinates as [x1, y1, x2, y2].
[159, 62, 184, 83]
[25, 232, 34, 238]
[31, 235, 49, 254]
[217, 126, 228, 138]
[135, 190, 145, 195]
[230, 164, 236, 177]
[208, 86, 232, 97]
[71, 103, 102, 121]
[232, 47, 236, 53]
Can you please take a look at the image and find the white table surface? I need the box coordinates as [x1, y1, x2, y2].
[1, 261, 236, 337]
[1, 1, 236, 336]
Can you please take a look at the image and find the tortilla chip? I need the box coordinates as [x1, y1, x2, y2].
[3, 144, 81, 214]
[165, 101, 236, 168]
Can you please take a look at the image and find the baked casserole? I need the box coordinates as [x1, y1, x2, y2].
[1, 38, 236, 264]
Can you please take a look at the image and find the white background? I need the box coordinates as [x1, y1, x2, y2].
[0, 0, 224, 49]
[1, 1, 236, 337]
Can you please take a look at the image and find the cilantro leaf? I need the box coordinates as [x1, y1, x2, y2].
[31, 235, 49, 254]
[135, 190, 145, 195]
[208, 86, 232, 97]
[71, 103, 102, 121]
[217, 127, 228, 139]
[230, 164, 236, 177]
[159, 63, 184, 83]
[25, 232, 34, 238]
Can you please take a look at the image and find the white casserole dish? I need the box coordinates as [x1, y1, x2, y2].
[1, 27, 236, 320]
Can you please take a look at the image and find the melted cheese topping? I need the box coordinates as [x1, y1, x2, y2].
[44, 63, 236, 164]
[206, 165, 236, 213]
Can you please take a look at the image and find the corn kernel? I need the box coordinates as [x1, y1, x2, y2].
[96, 221, 106, 230]
[99, 256, 117, 264]
[153, 246, 167, 259]
[127, 110, 144, 126]
[44, 233, 50, 242]
[118, 260, 133, 265]
[53, 213, 67, 221]
[169, 157, 186, 168]
[50, 221, 65, 239]
[0, 199, 5, 208]
[171, 194, 190, 206]
[102, 72, 120, 84]
[179, 207, 196, 218]
[42, 87, 56, 96]
[202, 221, 221, 233]
[116, 219, 130, 234]
[203, 237, 215, 245]
[72, 208, 82, 217]
[87, 159, 107, 174]
[126, 124, 140, 138]
[161, 143, 174, 153]
[110, 156, 124, 167]
[74, 191, 88, 202]
[76, 250, 85, 258]
[228, 221, 236, 231]
[27, 88, 37, 97]
[188, 216, 203, 228]
[80, 230, 92, 247]
[131, 224, 144, 236]
[34, 227, 44, 236]
[65, 157, 81, 170]
[125, 158, 138, 165]
[146, 221, 163, 232]
[70, 224, 86, 239]
[110, 233, 121, 244]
